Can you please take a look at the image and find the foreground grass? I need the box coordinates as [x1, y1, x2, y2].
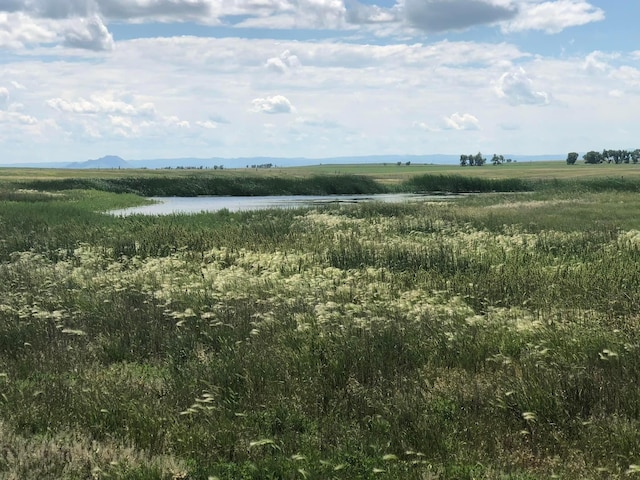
[2, 180, 640, 478]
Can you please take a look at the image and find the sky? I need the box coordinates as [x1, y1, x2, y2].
[0, 0, 637, 164]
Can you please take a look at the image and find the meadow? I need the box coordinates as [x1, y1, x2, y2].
[1, 163, 640, 479]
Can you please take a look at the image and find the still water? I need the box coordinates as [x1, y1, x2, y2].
[108, 193, 457, 216]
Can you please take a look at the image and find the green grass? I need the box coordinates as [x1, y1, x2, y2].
[3, 168, 640, 478]
[9, 174, 387, 197]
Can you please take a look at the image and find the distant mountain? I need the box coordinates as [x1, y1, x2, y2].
[66, 155, 132, 169]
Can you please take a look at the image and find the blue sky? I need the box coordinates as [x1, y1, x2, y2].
[0, 0, 637, 164]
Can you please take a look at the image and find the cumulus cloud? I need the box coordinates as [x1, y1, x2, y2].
[443, 112, 480, 130]
[0, 0, 214, 51]
[495, 68, 550, 106]
[234, 0, 604, 35]
[0, 12, 58, 48]
[0, 0, 211, 21]
[503, 0, 604, 34]
[405, 0, 518, 33]
[346, 1, 399, 24]
[266, 50, 302, 74]
[299, 0, 346, 28]
[252, 95, 295, 114]
[582, 50, 618, 75]
[63, 15, 114, 51]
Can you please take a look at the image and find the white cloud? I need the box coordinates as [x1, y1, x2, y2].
[346, 1, 399, 24]
[0, 12, 58, 49]
[0, 0, 212, 22]
[63, 15, 114, 51]
[503, 0, 604, 34]
[0, 32, 637, 163]
[443, 112, 480, 130]
[0, 87, 9, 109]
[582, 50, 615, 75]
[412, 120, 441, 132]
[230, 0, 348, 29]
[0, 0, 607, 55]
[252, 95, 295, 114]
[266, 50, 302, 74]
[163, 116, 191, 128]
[47, 94, 155, 116]
[196, 120, 218, 129]
[0, 110, 38, 126]
[495, 67, 550, 106]
[611, 66, 640, 91]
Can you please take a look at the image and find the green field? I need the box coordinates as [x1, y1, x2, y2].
[1, 164, 640, 478]
[4, 159, 640, 184]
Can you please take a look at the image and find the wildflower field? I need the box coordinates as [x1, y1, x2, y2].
[1, 170, 640, 479]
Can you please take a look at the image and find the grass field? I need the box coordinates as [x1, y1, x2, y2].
[3, 160, 640, 184]
[1, 164, 640, 478]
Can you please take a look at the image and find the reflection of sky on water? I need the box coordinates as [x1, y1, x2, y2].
[108, 193, 457, 216]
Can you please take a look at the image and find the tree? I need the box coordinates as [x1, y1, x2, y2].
[632, 149, 640, 164]
[583, 151, 602, 164]
[566, 152, 578, 165]
[611, 149, 622, 164]
[622, 150, 631, 164]
[474, 152, 486, 166]
[460, 154, 468, 166]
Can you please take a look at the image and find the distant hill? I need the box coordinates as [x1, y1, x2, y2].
[66, 155, 132, 169]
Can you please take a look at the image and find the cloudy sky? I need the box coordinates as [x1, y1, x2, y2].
[0, 0, 636, 163]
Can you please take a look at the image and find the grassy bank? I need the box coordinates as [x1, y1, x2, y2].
[7, 167, 640, 197]
[7, 173, 528, 197]
[11, 174, 388, 197]
[1, 183, 640, 478]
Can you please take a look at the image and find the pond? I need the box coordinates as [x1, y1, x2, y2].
[108, 193, 459, 216]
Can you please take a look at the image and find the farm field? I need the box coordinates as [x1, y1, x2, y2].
[1, 166, 640, 478]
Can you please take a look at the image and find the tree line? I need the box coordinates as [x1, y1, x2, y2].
[567, 149, 640, 165]
[460, 153, 514, 166]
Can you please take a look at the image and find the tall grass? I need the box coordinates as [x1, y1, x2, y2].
[397, 174, 533, 193]
[10, 171, 640, 197]
[2, 185, 640, 478]
[12, 174, 388, 196]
